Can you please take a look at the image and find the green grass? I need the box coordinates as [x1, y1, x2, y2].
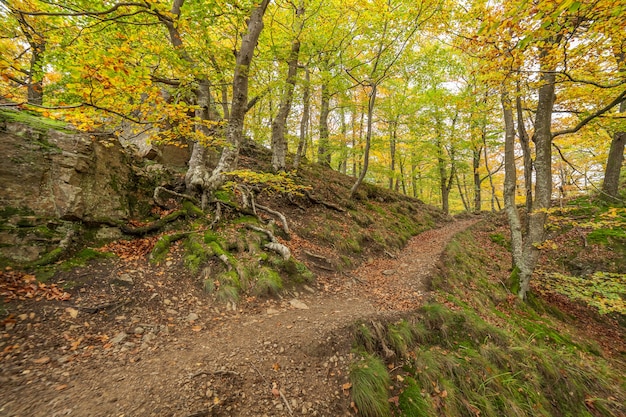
[349, 218, 626, 417]
[349, 352, 391, 417]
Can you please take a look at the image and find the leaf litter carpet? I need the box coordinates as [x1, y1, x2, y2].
[0, 219, 476, 417]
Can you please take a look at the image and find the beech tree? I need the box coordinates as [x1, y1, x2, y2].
[476, 0, 626, 300]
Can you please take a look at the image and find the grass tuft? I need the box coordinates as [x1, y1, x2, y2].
[349, 353, 391, 417]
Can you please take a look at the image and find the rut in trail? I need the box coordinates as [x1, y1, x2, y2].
[0, 219, 477, 417]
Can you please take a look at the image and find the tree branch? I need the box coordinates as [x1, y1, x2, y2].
[552, 89, 626, 138]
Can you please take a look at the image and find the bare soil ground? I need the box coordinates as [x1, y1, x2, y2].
[0, 220, 476, 417]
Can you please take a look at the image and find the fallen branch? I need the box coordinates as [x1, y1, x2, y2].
[304, 190, 346, 213]
[256, 203, 290, 235]
[75, 298, 132, 314]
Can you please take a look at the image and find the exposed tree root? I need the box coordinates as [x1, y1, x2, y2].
[304, 190, 345, 212]
[256, 204, 289, 235]
[121, 210, 187, 235]
[28, 227, 76, 267]
[245, 224, 291, 260]
[154, 186, 199, 208]
[371, 320, 396, 359]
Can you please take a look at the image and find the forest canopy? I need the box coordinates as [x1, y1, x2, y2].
[1, 0, 625, 299]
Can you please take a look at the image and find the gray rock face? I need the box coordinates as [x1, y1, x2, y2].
[1, 118, 134, 221]
[0, 111, 158, 262]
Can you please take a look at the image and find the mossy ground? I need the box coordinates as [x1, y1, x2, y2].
[349, 211, 625, 417]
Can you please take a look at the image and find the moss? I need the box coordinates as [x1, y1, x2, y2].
[150, 233, 187, 265]
[233, 215, 260, 225]
[0, 108, 70, 133]
[29, 248, 63, 267]
[213, 189, 234, 203]
[184, 235, 209, 274]
[182, 200, 204, 218]
[254, 267, 282, 295]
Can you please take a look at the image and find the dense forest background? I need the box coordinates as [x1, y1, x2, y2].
[1, 0, 625, 296]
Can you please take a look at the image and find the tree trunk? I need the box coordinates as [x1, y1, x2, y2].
[350, 84, 377, 198]
[317, 82, 331, 167]
[271, 37, 301, 171]
[518, 59, 556, 300]
[389, 121, 397, 190]
[294, 66, 310, 170]
[602, 46, 625, 200]
[502, 91, 524, 273]
[204, 0, 271, 191]
[472, 146, 482, 212]
[516, 84, 533, 214]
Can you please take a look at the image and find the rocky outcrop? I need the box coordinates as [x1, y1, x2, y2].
[0, 109, 157, 263]
[1, 112, 138, 221]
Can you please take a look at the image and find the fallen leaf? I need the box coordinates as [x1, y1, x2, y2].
[342, 382, 352, 391]
[396, 375, 404, 382]
[33, 356, 50, 364]
[271, 388, 280, 397]
[272, 362, 281, 371]
[66, 308, 79, 319]
[191, 325, 202, 332]
[55, 384, 68, 391]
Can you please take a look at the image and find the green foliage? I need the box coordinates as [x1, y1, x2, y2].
[225, 169, 311, 195]
[349, 353, 391, 417]
[541, 272, 626, 315]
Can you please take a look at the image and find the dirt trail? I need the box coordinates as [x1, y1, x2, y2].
[0, 219, 477, 417]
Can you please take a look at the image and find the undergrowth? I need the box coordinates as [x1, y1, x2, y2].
[349, 218, 626, 417]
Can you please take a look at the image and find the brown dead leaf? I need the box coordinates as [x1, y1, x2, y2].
[342, 382, 352, 391]
[66, 307, 79, 319]
[32, 356, 50, 364]
[55, 384, 68, 391]
[272, 362, 281, 371]
[191, 325, 202, 332]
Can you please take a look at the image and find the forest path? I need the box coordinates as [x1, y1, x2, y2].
[1, 219, 477, 417]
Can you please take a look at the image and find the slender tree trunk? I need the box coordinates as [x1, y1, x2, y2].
[204, 0, 271, 191]
[502, 91, 524, 271]
[516, 83, 534, 214]
[456, 171, 470, 212]
[472, 146, 482, 212]
[27, 42, 45, 105]
[518, 58, 556, 300]
[350, 84, 377, 198]
[318, 82, 331, 167]
[271, 37, 301, 171]
[389, 121, 397, 190]
[294, 66, 310, 170]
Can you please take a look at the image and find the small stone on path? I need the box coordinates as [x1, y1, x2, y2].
[290, 299, 309, 310]
[111, 332, 127, 345]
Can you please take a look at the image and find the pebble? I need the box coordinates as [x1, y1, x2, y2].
[382, 269, 396, 275]
[134, 327, 145, 335]
[266, 308, 279, 315]
[289, 299, 309, 310]
[186, 313, 199, 322]
[111, 332, 127, 345]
